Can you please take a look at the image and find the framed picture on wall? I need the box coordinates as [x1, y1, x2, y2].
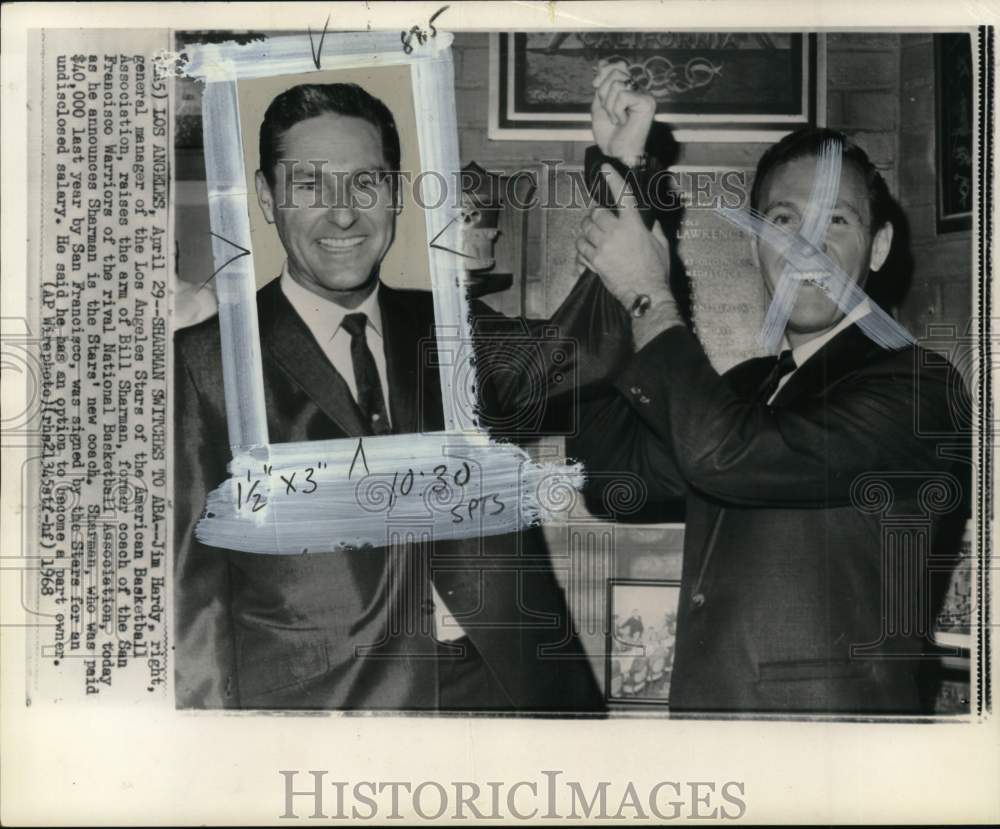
[935, 32, 974, 233]
[606, 579, 682, 706]
[489, 32, 824, 143]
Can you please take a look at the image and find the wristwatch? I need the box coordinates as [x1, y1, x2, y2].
[630, 294, 652, 318]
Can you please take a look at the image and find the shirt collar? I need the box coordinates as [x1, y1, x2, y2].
[280, 263, 384, 340]
[786, 299, 872, 369]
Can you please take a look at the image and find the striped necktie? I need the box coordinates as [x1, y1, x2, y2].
[342, 312, 392, 435]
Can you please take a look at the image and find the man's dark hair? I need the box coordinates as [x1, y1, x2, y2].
[258, 82, 401, 189]
[749, 127, 892, 232]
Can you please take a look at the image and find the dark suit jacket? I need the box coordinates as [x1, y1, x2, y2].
[571, 320, 969, 714]
[174, 277, 607, 711]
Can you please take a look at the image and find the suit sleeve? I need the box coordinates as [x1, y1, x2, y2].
[569, 378, 690, 516]
[472, 271, 633, 436]
[473, 142, 677, 436]
[173, 341, 239, 708]
[609, 325, 955, 508]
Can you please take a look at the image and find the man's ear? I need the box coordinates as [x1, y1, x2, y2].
[869, 221, 894, 272]
[255, 170, 276, 224]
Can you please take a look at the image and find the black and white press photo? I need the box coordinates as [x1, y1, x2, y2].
[2, 3, 996, 825]
[173, 24, 978, 717]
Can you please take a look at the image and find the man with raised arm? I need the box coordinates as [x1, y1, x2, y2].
[571, 86, 969, 713]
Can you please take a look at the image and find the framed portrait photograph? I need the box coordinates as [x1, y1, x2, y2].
[606, 579, 682, 705]
[182, 31, 467, 450]
[176, 33, 481, 561]
[490, 31, 823, 142]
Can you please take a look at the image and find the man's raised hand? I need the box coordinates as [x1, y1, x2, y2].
[576, 164, 672, 305]
[591, 59, 656, 167]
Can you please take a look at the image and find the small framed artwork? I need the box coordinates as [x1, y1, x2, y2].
[935, 32, 974, 233]
[606, 579, 682, 705]
[490, 32, 823, 143]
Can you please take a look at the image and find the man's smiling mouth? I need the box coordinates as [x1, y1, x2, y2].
[790, 269, 834, 289]
[316, 236, 365, 251]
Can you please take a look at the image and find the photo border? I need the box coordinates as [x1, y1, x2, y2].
[1, 3, 998, 825]
[183, 31, 477, 461]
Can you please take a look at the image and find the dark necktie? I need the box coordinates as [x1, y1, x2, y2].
[342, 312, 392, 435]
[758, 349, 797, 403]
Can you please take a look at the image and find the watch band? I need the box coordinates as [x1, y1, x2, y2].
[628, 152, 650, 173]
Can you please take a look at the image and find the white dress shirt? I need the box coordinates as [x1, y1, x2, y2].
[769, 300, 873, 404]
[280, 265, 464, 641]
[280, 265, 392, 422]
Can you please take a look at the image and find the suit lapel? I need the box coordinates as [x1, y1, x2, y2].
[379, 285, 444, 434]
[258, 278, 369, 437]
[770, 323, 889, 408]
[689, 325, 891, 595]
